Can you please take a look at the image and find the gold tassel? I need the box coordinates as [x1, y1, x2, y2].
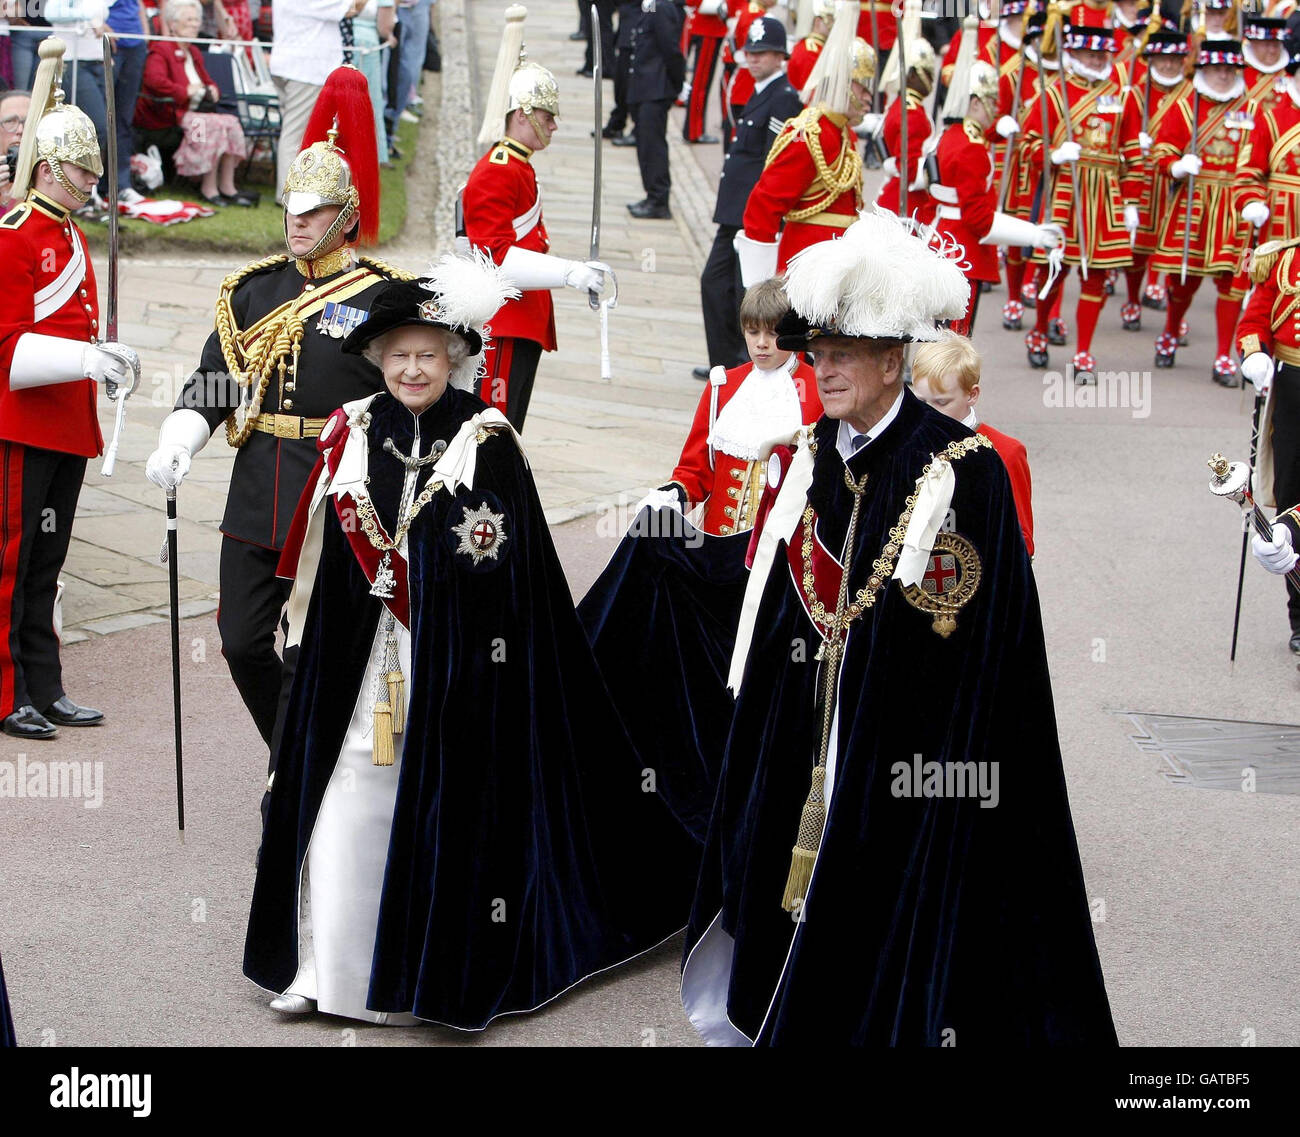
[372, 701, 395, 766]
[781, 765, 827, 911]
[1249, 242, 1281, 286]
[386, 670, 405, 734]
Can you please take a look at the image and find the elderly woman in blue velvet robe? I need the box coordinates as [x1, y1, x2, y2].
[243, 257, 695, 1029]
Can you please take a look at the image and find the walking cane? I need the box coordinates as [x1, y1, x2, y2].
[161, 489, 186, 838]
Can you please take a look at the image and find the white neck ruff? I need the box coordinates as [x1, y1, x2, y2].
[1193, 70, 1245, 104]
[1244, 42, 1287, 75]
[708, 359, 805, 462]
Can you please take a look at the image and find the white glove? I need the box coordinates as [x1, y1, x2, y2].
[88, 342, 142, 397]
[634, 487, 684, 518]
[145, 408, 212, 491]
[1252, 522, 1298, 576]
[1138, 130, 1153, 154]
[1241, 351, 1274, 396]
[1051, 140, 1081, 165]
[982, 211, 1056, 249]
[733, 231, 779, 288]
[1170, 152, 1201, 180]
[500, 246, 591, 292]
[853, 112, 883, 138]
[880, 155, 899, 179]
[1242, 201, 1270, 228]
[1036, 223, 1063, 249]
[995, 114, 1020, 139]
[563, 259, 611, 294]
[1123, 204, 1139, 234]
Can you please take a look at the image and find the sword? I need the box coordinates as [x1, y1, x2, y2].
[997, 35, 1028, 211]
[590, 5, 614, 381]
[100, 32, 129, 478]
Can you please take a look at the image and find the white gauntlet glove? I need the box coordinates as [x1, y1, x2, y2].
[145, 409, 212, 491]
[88, 342, 142, 397]
[1138, 130, 1153, 154]
[1252, 522, 1297, 576]
[995, 114, 1020, 140]
[563, 260, 611, 293]
[1050, 140, 1081, 165]
[1241, 351, 1274, 397]
[1170, 152, 1202, 180]
[1242, 201, 1270, 228]
[1123, 204, 1139, 234]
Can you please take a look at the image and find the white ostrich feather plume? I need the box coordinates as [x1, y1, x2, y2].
[421, 250, 520, 334]
[783, 208, 970, 342]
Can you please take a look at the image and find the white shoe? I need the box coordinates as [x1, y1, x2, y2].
[269, 993, 317, 1014]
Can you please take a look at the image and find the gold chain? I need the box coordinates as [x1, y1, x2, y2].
[765, 109, 864, 223]
[353, 476, 445, 553]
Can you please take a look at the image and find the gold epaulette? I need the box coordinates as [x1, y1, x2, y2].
[964, 118, 987, 145]
[764, 105, 821, 169]
[358, 255, 415, 282]
[0, 201, 32, 229]
[1250, 237, 1300, 284]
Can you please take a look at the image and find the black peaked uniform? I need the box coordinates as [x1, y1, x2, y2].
[627, 0, 686, 209]
[703, 72, 803, 366]
[178, 254, 404, 759]
[607, 2, 639, 135]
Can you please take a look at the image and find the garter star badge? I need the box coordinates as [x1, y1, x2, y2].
[899, 532, 981, 638]
[451, 501, 508, 567]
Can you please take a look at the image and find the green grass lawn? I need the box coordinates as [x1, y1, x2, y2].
[82, 118, 417, 255]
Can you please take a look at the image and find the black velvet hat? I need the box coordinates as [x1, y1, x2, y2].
[342, 278, 485, 356]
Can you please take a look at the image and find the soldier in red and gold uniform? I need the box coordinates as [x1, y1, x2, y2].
[788, 0, 835, 94]
[682, 2, 728, 143]
[929, 60, 1061, 335]
[856, 0, 898, 53]
[1235, 24, 1300, 246]
[735, 22, 875, 285]
[1019, 13, 1133, 377]
[0, 42, 140, 739]
[1150, 38, 1254, 384]
[1237, 233, 1300, 648]
[462, 58, 609, 428]
[657, 280, 821, 535]
[874, 32, 937, 222]
[1117, 29, 1190, 332]
[939, 1, 1000, 92]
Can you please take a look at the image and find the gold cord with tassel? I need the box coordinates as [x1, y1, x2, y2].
[372, 700, 395, 766]
[781, 467, 870, 912]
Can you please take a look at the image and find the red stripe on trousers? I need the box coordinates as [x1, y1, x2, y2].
[687, 36, 719, 140]
[0, 443, 26, 714]
[479, 338, 516, 415]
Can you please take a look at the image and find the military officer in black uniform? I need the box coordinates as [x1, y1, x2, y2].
[624, 0, 686, 219]
[144, 71, 410, 807]
[696, 16, 803, 378]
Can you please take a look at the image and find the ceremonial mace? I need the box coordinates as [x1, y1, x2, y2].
[160, 489, 186, 837]
[100, 33, 131, 477]
[590, 5, 616, 381]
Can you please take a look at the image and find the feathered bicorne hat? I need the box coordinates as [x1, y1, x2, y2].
[342, 251, 520, 385]
[775, 209, 971, 347]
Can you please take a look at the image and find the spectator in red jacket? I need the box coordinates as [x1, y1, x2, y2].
[911, 331, 1035, 556]
[135, 0, 255, 205]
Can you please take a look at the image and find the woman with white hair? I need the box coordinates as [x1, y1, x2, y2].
[243, 255, 697, 1029]
[135, 0, 253, 205]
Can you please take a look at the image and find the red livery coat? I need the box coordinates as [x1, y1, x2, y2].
[462, 139, 557, 351]
[667, 359, 820, 536]
[1245, 65, 1290, 118]
[940, 20, 999, 88]
[998, 53, 1053, 219]
[743, 106, 863, 271]
[1150, 88, 1253, 278]
[875, 88, 934, 223]
[856, 1, 897, 51]
[1118, 78, 1187, 256]
[1234, 93, 1300, 246]
[976, 421, 1034, 556]
[932, 118, 999, 283]
[1020, 67, 1133, 269]
[0, 194, 102, 458]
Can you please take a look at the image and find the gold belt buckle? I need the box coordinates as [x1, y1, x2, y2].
[273, 415, 300, 439]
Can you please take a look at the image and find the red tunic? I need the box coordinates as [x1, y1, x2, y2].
[462, 139, 557, 351]
[976, 421, 1034, 556]
[667, 359, 821, 536]
[725, 1, 768, 110]
[932, 119, 999, 284]
[1020, 67, 1133, 269]
[856, 2, 897, 51]
[1234, 93, 1300, 246]
[1118, 79, 1187, 256]
[1245, 65, 1290, 118]
[743, 106, 863, 271]
[998, 54, 1052, 219]
[1236, 238, 1300, 365]
[875, 89, 935, 223]
[939, 21, 999, 89]
[787, 34, 823, 96]
[684, 4, 727, 41]
[0, 194, 102, 458]
[1150, 89, 1254, 278]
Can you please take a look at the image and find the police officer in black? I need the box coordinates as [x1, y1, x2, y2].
[695, 17, 802, 376]
[145, 80, 409, 815]
[624, 0, 686, 219]
[605, 2, 641, 139]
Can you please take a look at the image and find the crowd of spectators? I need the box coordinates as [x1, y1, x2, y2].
[0, 0, 439, 218]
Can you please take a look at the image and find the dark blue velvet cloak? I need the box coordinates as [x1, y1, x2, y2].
[577, 512, 750, 844]
[0, 950, 14, 1046]
[243, 388, 697, 1030]
[686, 390, 1117, 1045]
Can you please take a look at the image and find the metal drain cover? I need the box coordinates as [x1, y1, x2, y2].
[1124, 712, 1300, 795]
